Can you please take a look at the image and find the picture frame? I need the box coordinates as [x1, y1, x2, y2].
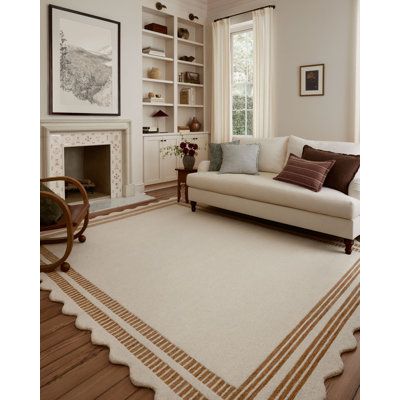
[299, 64, 324, 96]
[184, 72, 200, 84]
[49, 5, 121, 115]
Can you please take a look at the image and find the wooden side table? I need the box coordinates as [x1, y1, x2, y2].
[175, 168, 197, 203]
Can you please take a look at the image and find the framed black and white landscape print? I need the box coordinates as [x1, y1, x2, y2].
[49, 5, 120, 115]
[299, 64, 324, 96]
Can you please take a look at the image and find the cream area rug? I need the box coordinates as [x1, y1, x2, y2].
[40, 199, 360, 400]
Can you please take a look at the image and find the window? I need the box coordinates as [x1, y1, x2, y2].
[231, 22, 254, 136]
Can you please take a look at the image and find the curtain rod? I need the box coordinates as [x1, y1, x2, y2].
[214, 5, 275, 22]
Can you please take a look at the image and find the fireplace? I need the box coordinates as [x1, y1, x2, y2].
[41, 120, 135, 199]
[64, 145, 111, 202]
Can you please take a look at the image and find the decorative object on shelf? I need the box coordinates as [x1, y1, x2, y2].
[178, 125, 190, 133]
[178, 28, 190, 39]
[48, 5, 120, 116]
[152, 109, 169, 132]
[148, 67, 161, 79]
[189, 116, 201, 132]
[142, 47, 166, 57]
[161, 140, 199, 171]
[142, 126, 159, 134]
[155, 2, 166, 11]
[300, 64, 325, 96]
[178, 73, 183, 82]
[179, 55, 195, 62]
[180, 88, 195, 105]
[189, 13, 199, 21]
[184, 72, 200, 84]
[144, 23, 168, 35]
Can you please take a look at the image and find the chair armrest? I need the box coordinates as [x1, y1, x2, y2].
[40, 190, 73, 231]
[198, 160, 210, 172]
[41, 176, 89, 206]
[348, 177, 360, 200]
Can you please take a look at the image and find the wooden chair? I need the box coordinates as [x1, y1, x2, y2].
[40, 176, 90, 273]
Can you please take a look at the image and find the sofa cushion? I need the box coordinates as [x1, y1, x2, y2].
[187, 171, 360, 219]
[287, 135, 360, 180]
[302, 145, 360, 194]
[219, 143, 260, 175]
[239, 136, 289, 173]
[274, 154, 335, 192]
[209, 140, 240, 171]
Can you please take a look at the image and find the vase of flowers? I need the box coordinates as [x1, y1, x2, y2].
[161, 140, 199, 171]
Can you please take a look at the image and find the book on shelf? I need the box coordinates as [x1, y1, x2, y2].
[142, 47, 166, 57]
[143, 97, 166, 103]
[180, 88, 195, 105]
[178, 129, 191, 134]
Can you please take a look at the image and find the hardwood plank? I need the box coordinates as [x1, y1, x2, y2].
[41, 328, 91, 367]
[325, 331, 360, 400]
[41, 314, 77, 339]
[58, 363, 129, 400]
[125, 388, 155, 400]
[40, 348, 110, 399]
[41, 320, 83, 352]
[41, 302, 64, 322]
[96, 376, 141, 400]
[41, 341, 103, 386]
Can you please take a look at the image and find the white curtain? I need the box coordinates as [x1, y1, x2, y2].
[212, 19, 231, 143]
[253, 8, 274, 139]
[353, 0, 360, 143]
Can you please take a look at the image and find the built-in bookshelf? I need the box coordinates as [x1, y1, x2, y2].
[141, 6, 206, 135]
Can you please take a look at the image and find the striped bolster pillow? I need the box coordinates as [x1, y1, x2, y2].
[274, 154, 336, 192]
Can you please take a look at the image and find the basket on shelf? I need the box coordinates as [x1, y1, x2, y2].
[148, 67, 161, 80]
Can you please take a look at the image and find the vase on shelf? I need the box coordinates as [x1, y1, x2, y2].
[182, 155, 195, 171]
[189, 117, 201, 132]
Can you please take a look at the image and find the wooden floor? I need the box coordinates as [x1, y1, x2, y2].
[41, 185, 360, 400]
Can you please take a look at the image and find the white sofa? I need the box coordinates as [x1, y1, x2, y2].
[187, 135, 360, 254]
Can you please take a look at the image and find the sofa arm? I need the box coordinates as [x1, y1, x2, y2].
[348, 177, 360, 200]
[198, 160, 210, 172]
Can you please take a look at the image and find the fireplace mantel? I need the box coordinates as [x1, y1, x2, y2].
[40, 119, 134, 198]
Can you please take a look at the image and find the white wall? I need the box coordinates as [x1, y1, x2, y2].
[40, 0, 206, 192]
[207, 0, 358, 142]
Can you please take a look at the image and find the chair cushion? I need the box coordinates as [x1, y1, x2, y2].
[187, 171, 360, 219]
[219, 143, 260, 175]
[40, 183, 63, 226]
[40, 203, 89, 231]
[302, 145, 360, 194]
[209, 140, 240, 171]
[273, 154, 335, 192]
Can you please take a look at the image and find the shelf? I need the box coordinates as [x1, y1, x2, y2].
[143, 78, 173, 84]
[143, 102, 174, 107]
[178, 38, 204, 47]
[178, 82, 204, 88]
[142, 29, 173, 40]
[142, 54, 173, 62]
[178, 104, 204, 108]
[178, 60, 204, 67]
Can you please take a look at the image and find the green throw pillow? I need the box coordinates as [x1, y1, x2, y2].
[40, 183, 63, 226]
[209, 140, 240, 171]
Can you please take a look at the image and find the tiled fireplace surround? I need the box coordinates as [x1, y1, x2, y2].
[41, 120, 134, 199]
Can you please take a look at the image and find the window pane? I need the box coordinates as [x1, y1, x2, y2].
[232, 110, 245, 135]
[231, 28, 253, 135]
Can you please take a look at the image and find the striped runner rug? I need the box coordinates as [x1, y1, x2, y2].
[41, 199, 359, 399]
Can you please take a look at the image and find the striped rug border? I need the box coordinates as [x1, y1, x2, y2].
[41, 247, 236, 398]
[46, 271, 208, 400]
[268, 286, 360, 400]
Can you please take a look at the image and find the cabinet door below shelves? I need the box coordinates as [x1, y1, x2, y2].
[144, 137, 162, 185]
[161, 138, 178, 181]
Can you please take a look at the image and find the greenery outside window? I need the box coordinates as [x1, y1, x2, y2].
[231, 21, 254, 136]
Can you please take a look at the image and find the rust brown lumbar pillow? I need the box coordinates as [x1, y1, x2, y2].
[302, 145, 360, 194]
[274, 154, 335, 192]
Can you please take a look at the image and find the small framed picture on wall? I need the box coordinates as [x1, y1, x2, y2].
[299, 64, 324, 96]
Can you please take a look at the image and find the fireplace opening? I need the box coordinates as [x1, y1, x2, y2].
[64, 145, 111, 202]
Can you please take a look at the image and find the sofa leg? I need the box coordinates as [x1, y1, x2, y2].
[344, 239, 354, 255]
[191, 201, 197, 212]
